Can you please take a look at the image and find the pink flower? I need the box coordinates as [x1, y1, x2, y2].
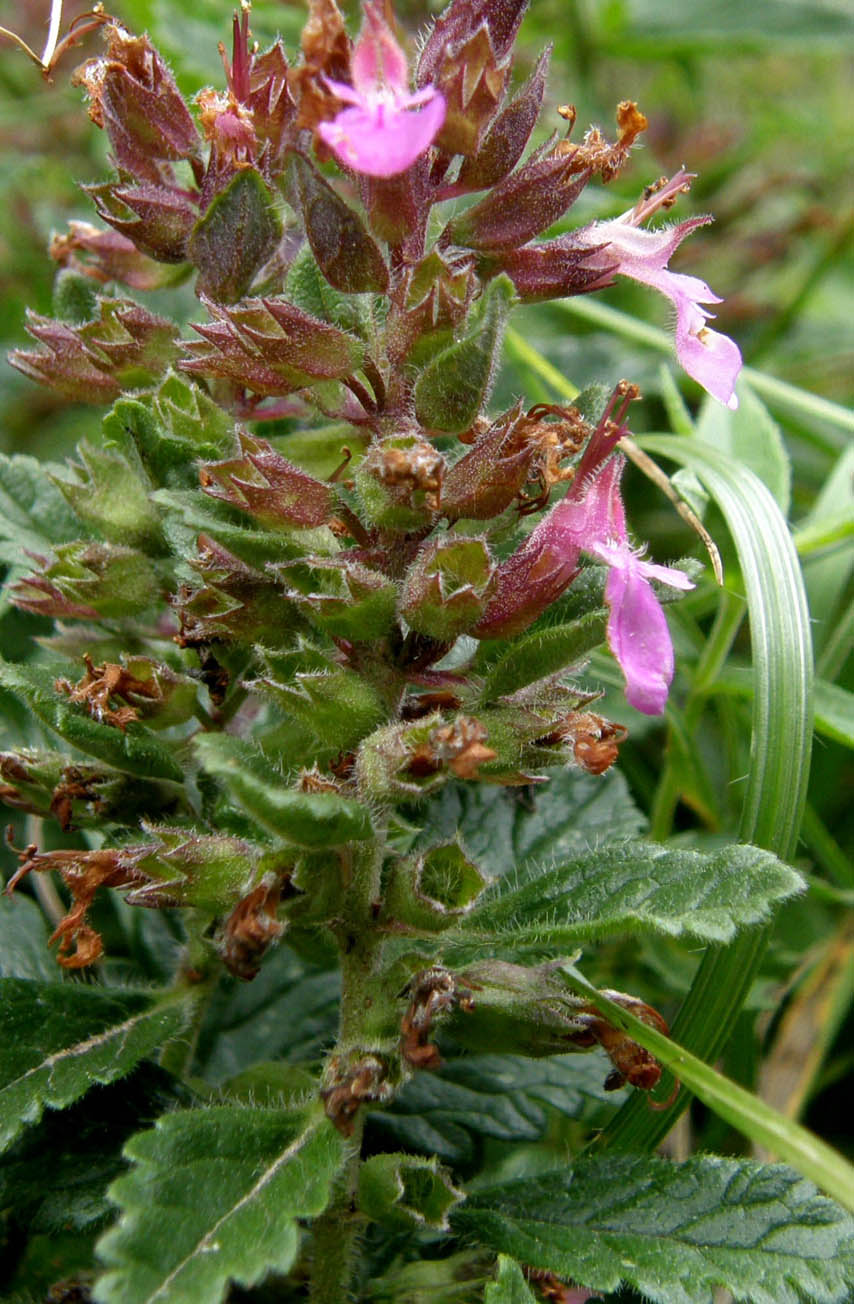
[317, 4, 445, 179]
[575, 172, 742, 409]
[546, 456, 695, 715]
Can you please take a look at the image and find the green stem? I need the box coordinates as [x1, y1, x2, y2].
[309, 835, 388, 1302]
[308, 1117, 365, 1304]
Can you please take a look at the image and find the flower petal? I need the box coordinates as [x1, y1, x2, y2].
[604, 553, 676, 715]
[318, 94, 445, 177]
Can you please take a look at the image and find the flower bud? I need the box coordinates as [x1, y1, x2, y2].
[480, 234, 615, 302]
[454, 46, 548, 191]
[13, 541, 158, 622]
[354, 434, 444, 531]
[50, 221, 183, 292]
[54, 654, 198, 732]
[5, 826, 279, 970]
[440, 401, 532, 520]
[356, 714, 496, 801]
[175, 534, 303, 649]
[430, 25, 511, 158]
[400, 536, 496, 640]
[444, 145, 588, 253]
[73, 25, 201, 184]
[181, 295, 365, 396]
[417, 0, 528, 91]
[0, 749, 173, 831]
[445, 960, 668, 1093]
[273, 554, 397, 643]
[10, 299, 179, 405]
[87, 180, 197, 264]
[199, 432, 334, 530]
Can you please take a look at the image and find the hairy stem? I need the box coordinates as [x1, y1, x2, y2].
[309, 833, 389, 1302]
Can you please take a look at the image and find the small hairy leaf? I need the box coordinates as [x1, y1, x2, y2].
[0, 658, 185, 783]
[189, 169, 281, 303]
[456, 841, 803, 954]
[454, 1154, 854, 1304]
[415, 275, 515, 434]
[484, 1256, 537, 1304]
[95, 1106, 345, 1304]
[0, 980, 193, 1152]
[477, 611, 608, 701]
[195, 732, 373, 845]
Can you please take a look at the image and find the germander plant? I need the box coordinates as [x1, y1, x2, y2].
[1, 1, 852, 1301]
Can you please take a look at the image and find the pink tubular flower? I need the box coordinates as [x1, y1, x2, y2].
[317, 4, 445, 179]
[575, 172, 742, 409]
[547, 456, 694, 715]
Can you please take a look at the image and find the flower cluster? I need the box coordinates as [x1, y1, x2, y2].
[5, 0, 743, 978]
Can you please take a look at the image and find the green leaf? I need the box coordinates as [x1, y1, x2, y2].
[284, 244, 371, 335]
[814, 678, 854, 749]
[194, 733, 373, 846]
[0, 980, 193, 1152]
[0, 1063, 192, 1236]
[0, 895, 61, 983]
[374, 1054, 623, 1165]
[189, 169, 281, 304]
[95, 1106, 345, 1304]
[455, 841, 803, 955]
[602, 435, 813, 1154]
[253, 662, 386, 753]
[50, 439, 164, 552]
[192, 946, 339, 1085]
[415, 275, 516, 434]
[103, 385, 235, 491]
[562, 966, 854, 1214]
[411, 767, 645, 876]
[455, 1154, 854, 1304]
[0, 453, 81, 567]
[152, 487, 320, 568]
[695, 383, 791, 514]
[477, 611, 608, 701]
[0, 658, 185, 783]
[484, 1256, 537, 1304]
[358, 1152, 463, 1230]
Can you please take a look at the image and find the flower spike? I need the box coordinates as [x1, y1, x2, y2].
[317, 3, 446, 177]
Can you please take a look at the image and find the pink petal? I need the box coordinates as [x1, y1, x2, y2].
[318, 95, 445, 178]
[353, 3, 409, 97]
[604, 555, 676, 715]
[674, 318, 742, 410]
[583, 218, 743, 409]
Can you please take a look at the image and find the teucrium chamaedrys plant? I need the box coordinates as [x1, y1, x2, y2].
[0, 1, 852, 1301]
